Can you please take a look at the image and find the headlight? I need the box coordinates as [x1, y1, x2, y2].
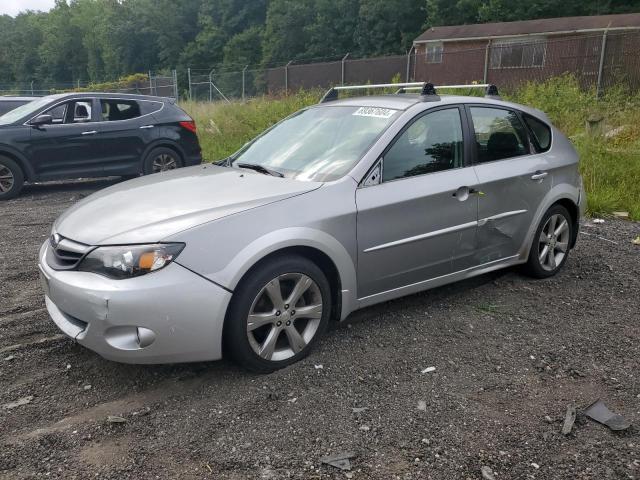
[77, 243, 185, 279]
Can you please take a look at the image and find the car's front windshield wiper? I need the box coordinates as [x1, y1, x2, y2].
[236, 163, 284, 178]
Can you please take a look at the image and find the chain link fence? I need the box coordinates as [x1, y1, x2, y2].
[2, 30, 638, 102]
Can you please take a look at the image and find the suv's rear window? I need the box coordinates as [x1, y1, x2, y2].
[100, 100, 141, 121]
[523, 114, 552, 152]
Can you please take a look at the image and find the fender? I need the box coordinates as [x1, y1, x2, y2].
[518, 182, 581, 261]
[0, 144, 36, 181]
[209, 227, 359, 320]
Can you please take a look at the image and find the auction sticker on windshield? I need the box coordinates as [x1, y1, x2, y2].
[352, 107, 397, 119]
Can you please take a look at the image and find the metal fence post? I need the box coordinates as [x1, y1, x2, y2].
[209, 69, 215, 102]
[242, 65, 248, 101]
[483, 40, 491, 83]
[187, 67, 192, 101]
[285, 60, 292, 94]
[596, 29, 609, 98]
[405, 47, 414, 82]
[148, 70, 152, 95]
[342, 53, 350, 85]
[173, 70, 178, 100]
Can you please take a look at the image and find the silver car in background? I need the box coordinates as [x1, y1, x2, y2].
[38, 83, 585, 372]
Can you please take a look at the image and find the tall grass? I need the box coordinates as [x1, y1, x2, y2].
[183, 76, 640, 220]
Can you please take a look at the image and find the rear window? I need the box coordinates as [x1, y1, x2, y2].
[523, 114, 552, 152]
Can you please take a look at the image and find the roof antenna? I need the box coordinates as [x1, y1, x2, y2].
[485, 84, 501, 99]
[421, 83, 437, 96]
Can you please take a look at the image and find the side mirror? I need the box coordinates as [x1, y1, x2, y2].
[30, 114, 53, 126]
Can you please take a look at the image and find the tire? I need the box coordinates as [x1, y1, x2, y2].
[523, 204, 573, 278]
[142, 147, 183, 175]
[224, 255, 332, 373]
[0, 156, 25, 201]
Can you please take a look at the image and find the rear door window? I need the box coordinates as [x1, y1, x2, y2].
[469, 107, 529, 163]
[523, 114, 552, 152]
[100, 100, 142, 121]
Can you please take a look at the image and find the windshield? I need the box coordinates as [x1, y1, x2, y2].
[230, 105, 400, 182]
[0, 97, 54, 126]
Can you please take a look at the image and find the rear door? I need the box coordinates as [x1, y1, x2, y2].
[466, 105, 551, 264]
[27, 98, 104, 180]
[356, 106, 480, 300]
[96, 98, 159, 176]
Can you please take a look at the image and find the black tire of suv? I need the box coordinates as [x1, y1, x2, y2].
[223, 255, 331, 373]
[142, 147, 183, 175]
[523, 204, 573, 279]
[0, 155, 25, 201]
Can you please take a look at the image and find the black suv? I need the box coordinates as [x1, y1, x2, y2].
[0, 93, 202, 199]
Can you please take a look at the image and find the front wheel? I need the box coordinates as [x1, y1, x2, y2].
[143, 147, 183, 175]
[224, 255, 331, 373]
[0, 156, 25, 201]
[523, 205, 573, 278]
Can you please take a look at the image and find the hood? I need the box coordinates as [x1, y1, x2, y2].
[54, 165, 321, 245]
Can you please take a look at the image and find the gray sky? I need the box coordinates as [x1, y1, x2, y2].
[0, 0, 56, 16]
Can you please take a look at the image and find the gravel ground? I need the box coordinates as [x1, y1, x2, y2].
[1, 179, 639, 480]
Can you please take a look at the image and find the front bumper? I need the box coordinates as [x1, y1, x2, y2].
[38, 241, 232, 364]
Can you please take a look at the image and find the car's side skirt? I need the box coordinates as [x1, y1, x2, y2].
[357, 254, 522, 309]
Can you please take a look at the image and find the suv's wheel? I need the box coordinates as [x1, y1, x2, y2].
[524, 204, 573, 278]
[143, 147, 183, 175]
[0, 156, 25, 201]
[224, 255, 331, 373]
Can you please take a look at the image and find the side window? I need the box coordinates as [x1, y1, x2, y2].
[45, 104, 67, 124]
[469, 107, 528, 163]
[139, 100, 163, 115]
[383, 108, 464, 182]
[523, 114, 551, 152]
[43, 100, 93, 124]
[100, 100, 141, 121]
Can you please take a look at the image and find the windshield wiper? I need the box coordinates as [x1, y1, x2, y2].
[236, 163, 284, 178]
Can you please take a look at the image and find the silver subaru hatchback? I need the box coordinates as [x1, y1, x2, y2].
[39, 83, 586, 372]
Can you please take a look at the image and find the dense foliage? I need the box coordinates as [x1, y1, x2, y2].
[1, 0, 639, 87]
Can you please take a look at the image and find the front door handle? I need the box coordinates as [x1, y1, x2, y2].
[531, 171, 548, 181]
[81, 130, 97, 136]
[139, 125, 155, 129]
[453, 186, 483, 201]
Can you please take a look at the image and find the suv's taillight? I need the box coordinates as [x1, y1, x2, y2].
[179, 120, 197, 134]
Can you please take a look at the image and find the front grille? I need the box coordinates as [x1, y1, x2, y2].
[46, 234, 93, 271]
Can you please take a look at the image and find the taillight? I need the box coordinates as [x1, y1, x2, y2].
[179, 120, 197, 133]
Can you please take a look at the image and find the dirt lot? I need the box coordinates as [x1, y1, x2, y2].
[1, 179, 639, 480]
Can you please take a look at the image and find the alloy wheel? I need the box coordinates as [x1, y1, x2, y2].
[246, 273, 323, 362]
[538, 213, 570, 271]
[152, 153, 177, 172]
[0, 165, 14, 193]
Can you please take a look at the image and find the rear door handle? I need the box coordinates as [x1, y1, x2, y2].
[139, 125, 155, 129]
[81, 130, 97, 136]
[531, 171, 548, 181]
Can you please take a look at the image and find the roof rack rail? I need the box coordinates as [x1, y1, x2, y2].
[319, 83, 500, 103]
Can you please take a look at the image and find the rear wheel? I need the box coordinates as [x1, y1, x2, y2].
[0, 156, 24, 201]
[224, 255, 331, 373]
[143, 147, 183, 175]
[524, 205, 573, 278]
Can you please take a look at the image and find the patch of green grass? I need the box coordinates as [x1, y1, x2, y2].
[183, 76, 640, 220]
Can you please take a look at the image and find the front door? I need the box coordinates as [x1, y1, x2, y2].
[466, 105, 551, 264]
[27, 98, 104, 180]
[356, 106, 480, 300]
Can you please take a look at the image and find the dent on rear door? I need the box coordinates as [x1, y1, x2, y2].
[473, 154, 551, 263]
